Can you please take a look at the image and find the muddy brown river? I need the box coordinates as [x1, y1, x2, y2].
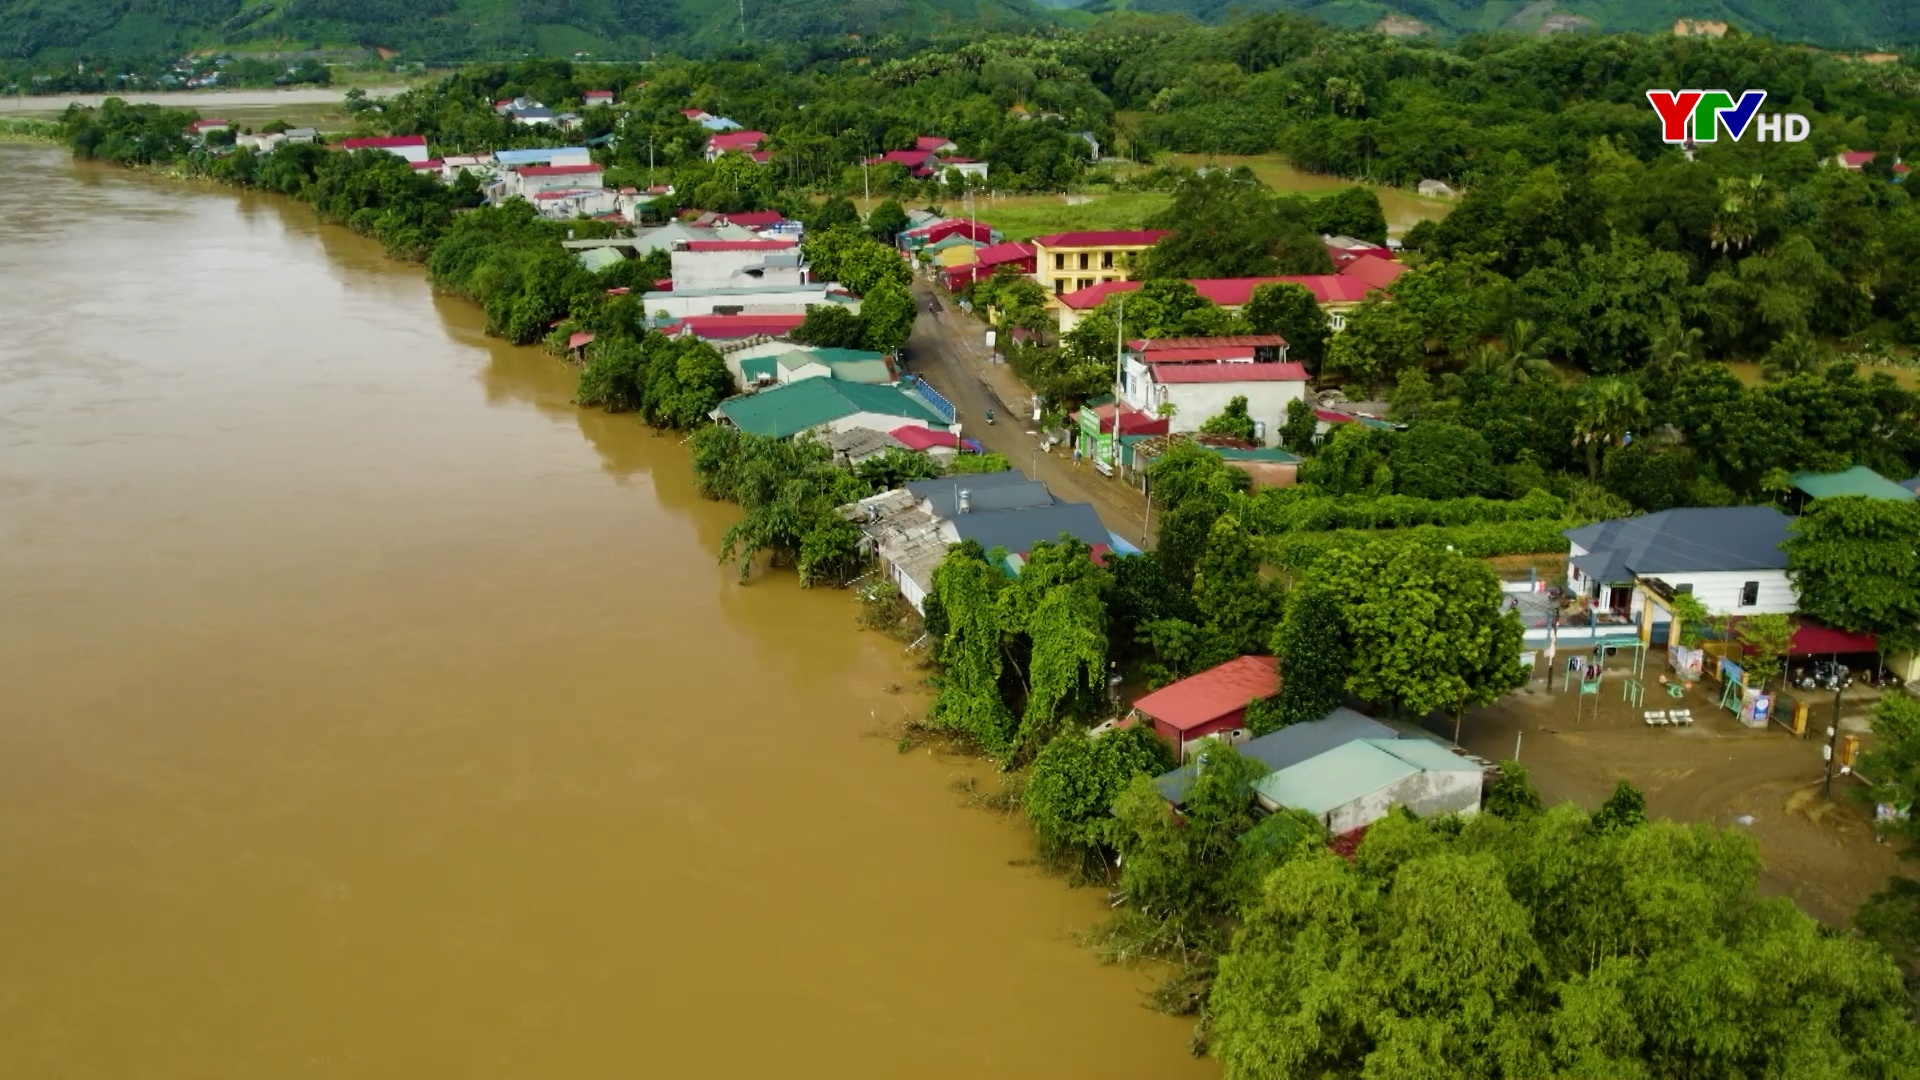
[0, 144, 1211, 1078]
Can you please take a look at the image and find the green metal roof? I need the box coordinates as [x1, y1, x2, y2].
[740, 356, 777, 383]
[1374, 738, 1480, 775]
[1208, 446, 1300, 463]
[799, 347, 888, 364]
[577, 246, 627, 272]
[1789, 466, 1916, 502]
[825, 359, 894, 384]
[1253, 739, 1417, 814]
[714, 378, 946, 439]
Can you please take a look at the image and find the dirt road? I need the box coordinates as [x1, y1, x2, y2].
[905, 281, 1154, 546]
[0, 86, 405, 115]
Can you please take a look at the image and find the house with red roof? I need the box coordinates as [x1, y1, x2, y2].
[1118, 335, 1309, 445]
[511, 161, 605, 199]
[663, 313, 809, 341]
[339, 134, 431, 164]
[582, 90, 615, 107]
[941, 241, 1037, 290]
[898, 218, 998, 253]
[705, 130, 768, 162]
[186, 117, 232, 137]
[1050, 271, 1396, 333]
[1030, 230, 1170, 295]
[1130, 656, 1280, 762]
[863, 140, 989, 181]
[1828, 150, 1912, 176]
[668, 237, 806, 290]
[916, 136, 959, 153]
[1324, 234, 1396, 269]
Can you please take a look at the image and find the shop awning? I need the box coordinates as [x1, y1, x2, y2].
[1788, 623, 1878, 656]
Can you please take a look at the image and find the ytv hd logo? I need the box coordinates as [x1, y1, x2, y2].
[1645, 90, 1810, 144]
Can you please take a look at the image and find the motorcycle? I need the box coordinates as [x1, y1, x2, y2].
[1791, 660, 1854, 692]
[985, 409, 995, 425]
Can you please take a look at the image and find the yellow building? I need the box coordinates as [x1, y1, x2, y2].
[1030, 230, 1169, 296]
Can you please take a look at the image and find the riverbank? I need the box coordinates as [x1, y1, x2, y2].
[0, 118, 59, 144]
[0, 85, 406, 116]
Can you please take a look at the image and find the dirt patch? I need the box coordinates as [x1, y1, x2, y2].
[1445, 652, 1901, 927]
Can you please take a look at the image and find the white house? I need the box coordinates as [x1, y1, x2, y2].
[512, 163, 604, 199]
[1119, 336, 1307, 443]
[531, 188, 621, 220]
[1562, 506, 1798, 621]
[339, 135, 431, 164]
[667, 239, 807, 290]
[235, 131, 286, 153]
[641, 284, 855, 321]
[1253, 738, 1483, 833]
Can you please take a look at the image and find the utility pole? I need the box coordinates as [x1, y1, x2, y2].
[1141, 479, 1153, 549]
[862, 159, 870, 203]
[1823, 683, 1845, 797]
[648, 136, 654, 190]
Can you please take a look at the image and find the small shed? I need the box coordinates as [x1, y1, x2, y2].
[1131, 656, 1279, 762]
[1788, 466, 1916, 507]
[1253, 738, 1482, 832]
[1417, 179, 1457, 198]
[1154, 707, 1392, 804]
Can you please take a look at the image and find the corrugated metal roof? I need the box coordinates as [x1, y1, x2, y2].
[714, 379, 944, 439]
[1254, 740, 1418, 814]
[1132, 656, 1279, 733]
[1373, 738, 1480, 774]
[1156, 708, 1392, 803]
[1789, 466, 1916, 502]
[1562, 506, 1791, 577]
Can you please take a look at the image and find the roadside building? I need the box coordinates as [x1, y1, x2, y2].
[1563, 506, 1797, 634]
[739, 347, 893, 389]
[187, 118, 232, 138]
[843, 470, 1114, 613]
[1049, 272, 1383, 332]
[943, 241, 1036, 291]
[583, 90, 615, 107]
[1129, 656, 1280, 762]
[1252, 738, 1484, 831]
[282, 127, 318, 144]
[1118, 335, 1307, 443]
[643, 284, 853, 321]
[710, 377, 949, 441]
[662, 313, 809, 342]
[1031, 230, 1170, 295]
[493, 147, 592, 169]
[339, 134, 430, 163]
[511, 162, 604, 199]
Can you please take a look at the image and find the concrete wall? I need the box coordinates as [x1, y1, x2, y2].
[1162, 380, 1307, 444]
[820, 413, 933, 437]
[669, 248, 802, 290]
[1322, 769, 1481, 834]
[646, 289, 847, 319]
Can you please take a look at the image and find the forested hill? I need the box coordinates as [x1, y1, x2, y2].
[1075, 0, 1920, 49]
[0, 0, 1043, 63]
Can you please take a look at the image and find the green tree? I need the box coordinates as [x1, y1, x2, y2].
[1279, 398, 1318, 456]
[1313, 542, 1527, 719]
[1482, 760, 1544, 820]
[1267, 581, 1349, 732]
[1735, 612, 1794, 691]
[641, 334, 734, 429]
[1572, 377, 1648, 479]
[859, 277, 916, 352]
[1111, 742, 1269, 928]
[1199, 395, 1258, 444]
[1139, 168, 1333, 280]
[1861, 692, 1920, 849]
[575, 338, 648, 412]
[1243, 283, 1331, 369]
[1193, 512, 1284, 659]
[1387, 420, 1494, 500]
[1024, 727, 1176, 854]
[866, 198, 909, 243]
[791, 303, 866, 349]
[1784, 498, 1920, 654]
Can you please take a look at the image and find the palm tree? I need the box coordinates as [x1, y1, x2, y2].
[1572, 377, 1649, 479]
[1452, 319, 1553, 391]
[1760, 332, 1826, 381]
[1644, 319, 1704, 382]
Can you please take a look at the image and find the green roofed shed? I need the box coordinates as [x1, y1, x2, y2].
[1789, 466, 1916, 503]
[712, 378, 947, 439]
[577, 246, 627, 272]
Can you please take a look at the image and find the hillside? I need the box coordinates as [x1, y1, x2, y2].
[0, 0, 1043, 62]
[1080, 0, 1920, 48]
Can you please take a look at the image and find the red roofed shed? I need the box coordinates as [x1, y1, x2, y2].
[1132, 656, 1280, 760]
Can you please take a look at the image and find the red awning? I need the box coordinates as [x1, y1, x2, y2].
[1788, 623, 1878, 656]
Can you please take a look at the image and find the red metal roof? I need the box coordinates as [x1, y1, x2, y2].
[1137, 347, 1267, 363]
[915, 136, 956, 151]
[583, 90, 614, 99]
[972, 241, 1035, 267]
[1080, 402, 1169, 437]
[605, 287, 631, 296]
[1315, 409, 1355, 424]
[567, 331, 596, 350]
[517, 163, 601, 177]
[681, 239, 796, 252]
[890, 425, 959, 450]
[1132, 656, 1279, 732]
[410, 158, 443, 170]
[1032, 230, 1169, 248]
[1339, 257, 1408, 291]
[668, 313, 807, 339]
[1838, 150, 1877, 168]
[1062, 277, 1385, 309]
[1134, 334, 1287, 352]
[1154, 362, 1310, 384]
[722, 210, 787, 228]
[1787, 622, 1878, 655]
[682, 108, 709, 118]
[341, 135, 427, 149]
[707, 130, 767, 151]
[865, 149, 933, 168]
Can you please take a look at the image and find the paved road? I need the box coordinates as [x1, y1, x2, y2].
[904, 281, 1155, 548]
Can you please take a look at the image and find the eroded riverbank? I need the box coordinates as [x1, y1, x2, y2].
[0, 144, 1212, 1078]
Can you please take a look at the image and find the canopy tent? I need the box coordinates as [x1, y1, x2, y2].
[1787, 623, 1878, 656]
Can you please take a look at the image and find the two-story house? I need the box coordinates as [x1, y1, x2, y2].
[1030, 230, 1169, 296]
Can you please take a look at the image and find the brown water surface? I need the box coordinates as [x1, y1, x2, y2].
[0, 144, 1211, 1079]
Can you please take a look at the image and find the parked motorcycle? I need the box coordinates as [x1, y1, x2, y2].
[1791, 660, 1854, 692]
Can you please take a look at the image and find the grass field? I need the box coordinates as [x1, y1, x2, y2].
[964, 192, 1171, 241]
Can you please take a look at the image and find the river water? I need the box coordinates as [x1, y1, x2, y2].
[0, 144, 1210, 1079]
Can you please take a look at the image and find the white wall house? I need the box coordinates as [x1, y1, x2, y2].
[642, 284, 853, 321]
[339, 135, 430, 164]
[513, 163, 604, 199]
[1562, 506, 1798, 620]
[1118, 337, 1305, 443]
[668, 241, 806, 290]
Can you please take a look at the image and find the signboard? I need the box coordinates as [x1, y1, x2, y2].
[1669, 645, 1704, 681]
[1077, 409, 1113, 465]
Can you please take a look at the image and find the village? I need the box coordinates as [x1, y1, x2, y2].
[169, 99, 1920, 922]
